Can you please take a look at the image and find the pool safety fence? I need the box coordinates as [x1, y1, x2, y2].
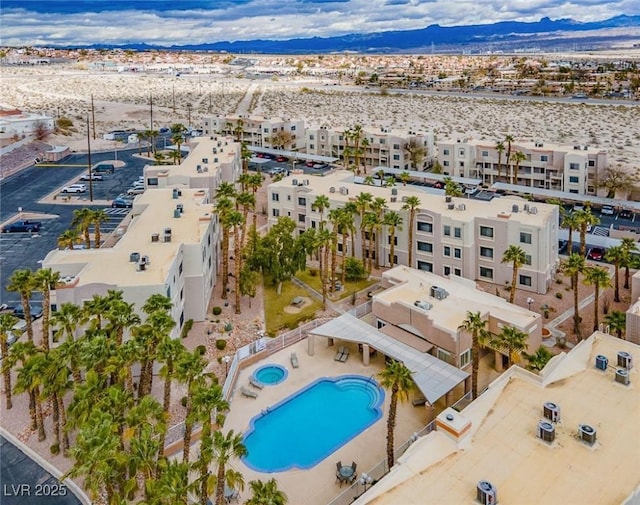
[326, 419, 437, 505]
[347, 299, 373, 319]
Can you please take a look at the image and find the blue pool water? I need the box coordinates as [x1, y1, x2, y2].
[242, 375, 384, 472]
[253, 364, 288, 386]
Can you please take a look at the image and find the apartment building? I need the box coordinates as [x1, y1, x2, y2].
[204, 115, 305, 151]
[354, 332, 639, 505]
[43, 188, 218, 339]
[436, 138, 609, 195]
[144, 134, 242, 196]
[0, 107, 54, 138]
[305, 125, 434, 172]
[373, 266, 542, 369]
[268, 171, 559, 294]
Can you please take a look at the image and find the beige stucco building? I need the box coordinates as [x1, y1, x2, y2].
[204, 115, 306, 151]
[267, 171, 559, 294]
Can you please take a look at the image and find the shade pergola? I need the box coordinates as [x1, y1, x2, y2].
[246, 145, 337, 163]
[309, 313, 469, 405]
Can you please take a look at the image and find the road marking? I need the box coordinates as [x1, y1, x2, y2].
[35, 164, 89, 167]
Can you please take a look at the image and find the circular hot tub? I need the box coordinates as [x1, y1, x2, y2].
[253, 364, 288, 386]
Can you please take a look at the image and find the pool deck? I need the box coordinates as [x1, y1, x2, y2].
[222, 339, 430, 505]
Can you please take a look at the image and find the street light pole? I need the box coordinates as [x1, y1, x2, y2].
[86, 115, 93, 202]
[527, 297, 535, 311]
[222, 355, 232, 378]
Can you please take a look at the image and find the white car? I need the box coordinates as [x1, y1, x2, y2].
[601, 205, 615, 216]
[79, 174, 104, 181]
[62, 183, 87, 193]
[127, 187, 145, 195]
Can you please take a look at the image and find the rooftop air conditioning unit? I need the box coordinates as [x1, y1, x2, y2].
[212, 148, 217, 154]
[535, 142, 543, 147]
[151, 233, 159, 243]
[512, 204, 519, 213]
[430, 286, 449, 300]
[202, 158, 208, 163]
[163, 233, 172, 243]
[401, 196, 408, 202]
[543, 402, 561, 422]
[329, 187, 336, 193]
[176, 204, 184, 213]
[537, 421, 555, 443]
[476, 481, 497, 505]
[172, 188, 179, 199]
[530, 207, 538, 214]
[414, 300, 433, 311]
[595, 354, 608, 371]
[174, 209, 181, 218]
[136, 261, 146, 272]
[448, 203, 455, 210]
[204, 165, 210, 171]
[457, 204, 466, 211]
[292, 179, 298, 186]
[615, 368, 630, 385]
[617, 351, 633, 369]
[578, 424, 597, 445]
[141, 255, 150, 265]
[303, 179, 309, 186]
[524, 204, 530, 212]
[445, 196, 452, 203]
[129, 252, 140, 263]
[391, 188, 398, 195]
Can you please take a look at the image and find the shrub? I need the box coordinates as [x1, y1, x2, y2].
[555, 292, 563, 299]
[224, 323, 233, 332]
[344, 257, 367, 281]
[284, 320, 299, 330]
[180, 396, 188, 407]
[50, 443, 60, 455]
[308, 268, 318, 277]
[215, 339, 227, 351]
[555, 278, 563, 284]
[212, 306, 222, 316]
[196, 344, 206, 356]
[180, 319, 194, 338]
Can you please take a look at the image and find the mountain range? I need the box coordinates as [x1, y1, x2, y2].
[77, 15, 640, 53]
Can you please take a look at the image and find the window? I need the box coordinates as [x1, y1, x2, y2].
[393, 143, 400, 150]
[179, 262, 183, 275]
[444, 266, 451, 275]
[480, 226, 494, 238]
[271, 193, 279, 201]
[520, 232, 532, 244]
[393, 154, 400, 160]
[454, 248, 461, 259]
[309, 134, 315, 140]
[298, 214, 305, 223]
[444, 246, 451, 257]
[443, 160, 450, 167]
[454, 268, 461, 276]
[417, 221, 433, 233]
[481, 150, 488, 157]
[569, 162, 580, 170]
[436, 348, 450, 363]
[417, 241, 433, 253]
[519, 275, 532, 286]
[298, 197, 306, 206]
[480, 246, 493, 258]
[525, 254, 532, 265]
[417, 261, 433, 272]
[147, 177, 158, 186]
[443, 149, 450, 155]
[291, 125, 296, 131]
[166, 286, 171, 298]
[377, 320, 387, 329]
[460, 349, 471, 368]
[272, 209, 280, 217]
[540, 155, 548, 162]
[309, 144, 314, 150]
[388, 235, 398, 245]
[569, 176, 579, 183]
[454, 227, 461, 239]
[389, 254, 398, 264]
[479, 266, 493, 279]
[180, 288, 184, 301]
[443, 225, 451, 236]
[311, 221, 316, 229]
[179, 311, 184, 327]
[588, 160, 595, 167]
[380, 139, 386, 145]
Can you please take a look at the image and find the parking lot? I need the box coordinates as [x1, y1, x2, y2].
[0, 148, 148, 305]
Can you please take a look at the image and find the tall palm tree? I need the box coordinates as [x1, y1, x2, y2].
[355, 192, 373, 262]
[564, 253, 586, 340]
[315, 228, 333, 309]
[583, 266, 611, 331]
[215, 196, 234, 300]
[213, 430, 248, 505]
[504, 134, 514, 184]
[402, 196, 421, 268]
[383, 210, 403, 267]
[0, 313, 19, 409]
[604, 310, 626, 339]
[620, 237, 638, 289]
[312, 195, 331, 230]
[170, 123, 188, 161]
[371, 197, 387, 269]
[41, 348, 72, 451]
[501, 245, 527, 304]
[561, 212, 579, 258]
[175, 350, 206, 465]
[344, 201, 359, 259]
[236, 191, 255, 250]
[90, 209, 110, 248]
[7, 269, 36, 343]
[246, 479, 288, 505]
[34, 268, 61, 352]
[14, 350, 48, 440]
[228, 210, 245, 315]
[72, 207, 94, 249]
[152, 459, 190, 505]
[605, 245, 625, 303]
[5, 341, 40, 430]
[458, 311, 488, 399]
[510, 150, 526, 185]
[399, 171, 411, 186]
[57, 228, 82, 250]
[494, 140, 505, 183]
[377, 360, 414, 471]
[488, 325, 528, 367]
[363, 212, 379, 273]
[574, 208, 600, 257]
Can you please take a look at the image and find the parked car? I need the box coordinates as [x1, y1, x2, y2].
[79, 173, 104, 181]
[572, 204, 585, 212]
[268, 167, 286, 176]
[112, 197, 133, 208]
[126, 187, 145, 195]
[94, 164, 115, 174]
[275, 156, 288, 162]
[588, 247, 605, 261]
[600, 205, 615, 216]
[305, 160, 315, 167]
[2, 220, 42, 233]
[619, 209, 634, 219]
[62, 183, 86, 193]
[13, 303, 43, 320]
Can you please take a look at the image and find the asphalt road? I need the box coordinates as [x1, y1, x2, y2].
[0, 148, 148, 305]
[0, 435, 82, 505]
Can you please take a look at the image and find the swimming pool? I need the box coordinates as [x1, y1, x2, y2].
[253, 364, 288, 386]
[242, 375, 384, 472]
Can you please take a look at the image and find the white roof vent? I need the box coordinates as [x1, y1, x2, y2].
[476, 481, 497, 505]
[543, 402, 561, 422]
[414, 300, 433, 311]
[537, 420, 555, 443]
[578, 424, 597, 445]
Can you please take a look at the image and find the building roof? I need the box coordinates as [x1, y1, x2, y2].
[357, 332, 640, 505]
[310, 313, 469, 404]
[43, 187, 212, 287]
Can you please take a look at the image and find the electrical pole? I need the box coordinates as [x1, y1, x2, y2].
[149, 94, 154, 131]
[186, 103, 192, 129]
[172, 84, 176, 113]
[91, 94, 96, 139]
[86, 115, 93, 202]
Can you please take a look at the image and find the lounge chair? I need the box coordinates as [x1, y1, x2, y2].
[240, 386, 258, 399]
[291, 352, 299, 368]
[339, 347, 350, 363]
[249, 376, 264, 389]
[334, 346, 346, 361]
[412, 397, 427, 407]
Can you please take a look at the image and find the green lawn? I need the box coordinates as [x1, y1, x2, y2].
[295, 268, 376, 301]
[263, 275, 321, 335]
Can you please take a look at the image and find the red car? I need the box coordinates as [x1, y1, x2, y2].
[276, 156, 288, 162]
[588, 247, 605, 261]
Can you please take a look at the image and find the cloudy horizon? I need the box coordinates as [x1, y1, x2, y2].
[1, 0, 638, 47]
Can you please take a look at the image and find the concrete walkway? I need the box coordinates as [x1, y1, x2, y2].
[234, 82, 260, 115]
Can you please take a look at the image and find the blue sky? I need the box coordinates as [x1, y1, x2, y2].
[1, 0, 637, 47]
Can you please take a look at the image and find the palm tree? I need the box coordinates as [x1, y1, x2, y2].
[227, 210, 245, 315]
[574, 208, 600, 257]
[510, 150, 526, 185]
[0, 313, 19, 409]
[152, 459, 190, 505]
[34, 268, 61, 352]
[363, 212, 378, 273]
[383, 210, 403, 267]
[504, 134, 514, 184]
[72, 208, 94, 249]
[378, 360, 414, 471]
[583, 266, 611, 331]
[399, 171, 411, 186]
[213, 430, 248, 505]
[14, 350, 48, 440]
[90, 209, 109, 248]
[170, 123, 188, 161]
[494, 140, 505, 183]
[6, 341, 40, 430]
[312, 195, 331, 230]
[488, 325, 528, 367]
[41, 348, 72, 451]
[604, 310, 626, 339]
[501, 245, 527, 304]
[458, 311, 488, 399]
[561, 212, 579, 258]
[215, 196, 234, 300]
[355, 192, 373, 262]
[402, 196, 421, 268]
[443, 176, 462, 197]
[523, 346, 554, 372]
[605, 245, 625, 303]
[57, 228, 82, 250]
[246, 479, 288, 505]
[7, 269, 36, 343]
[371, 197, 387, 269]
[564, 253, 586, 340]
[620, 237, 638, 289]
[236, 191, 255, 250]
[315, 228, 333, 309]
[50, 303, 83, 345]
[403, 139, 427, 170]
[176, 350, 206, 464]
